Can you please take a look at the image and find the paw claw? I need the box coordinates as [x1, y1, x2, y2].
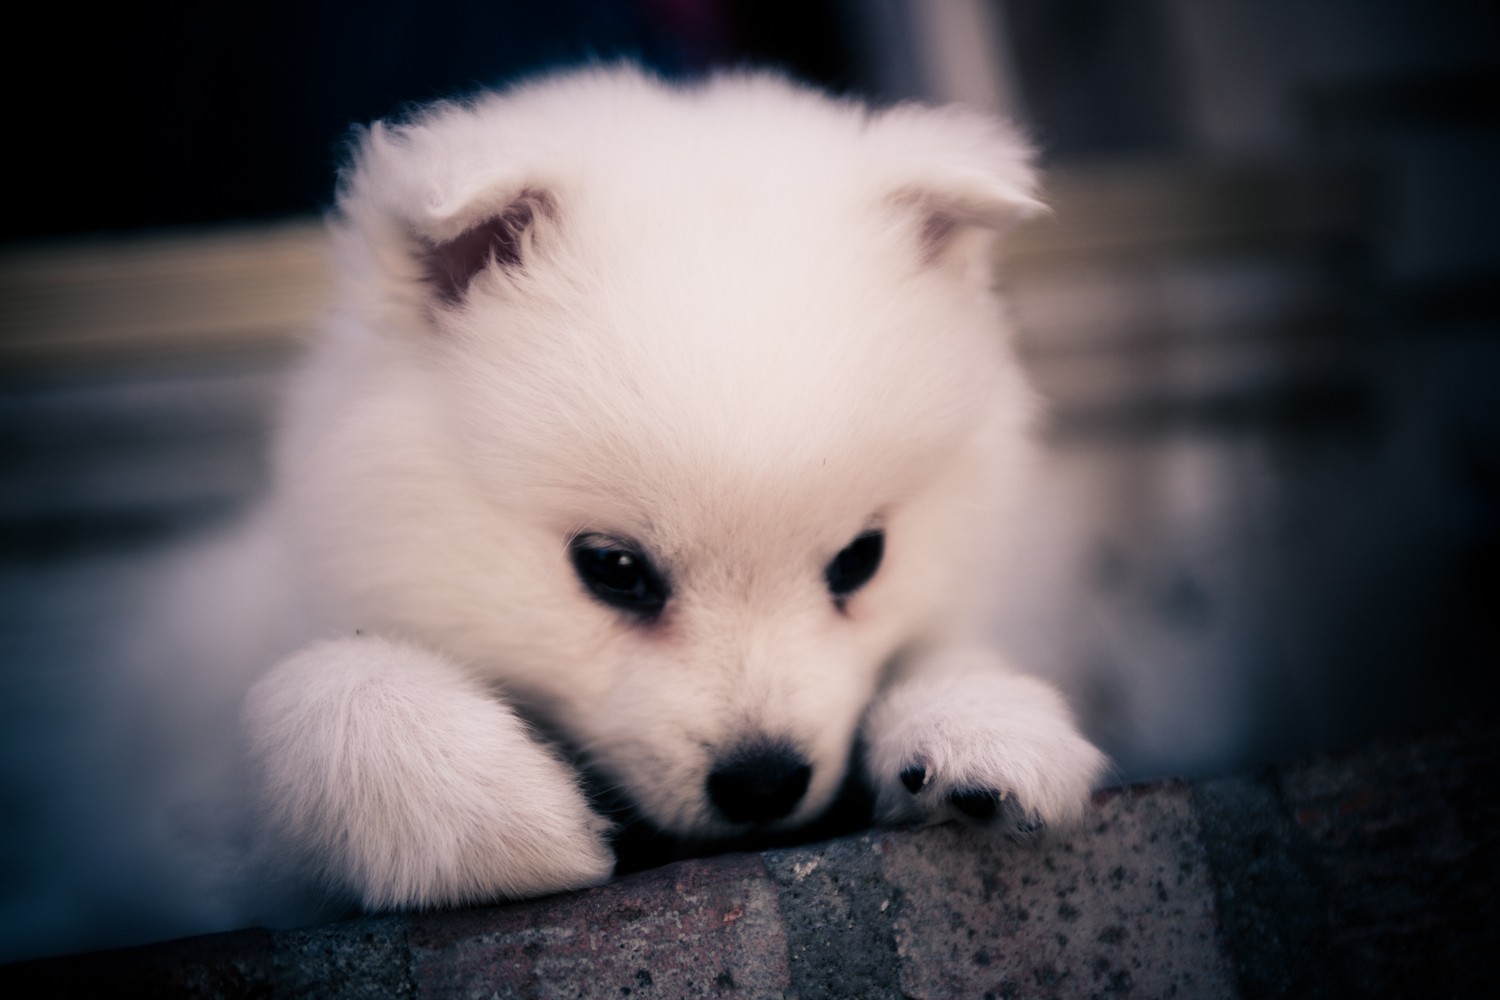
[1003, 797, 1047, 839]
[865, 669, 1107, 834]
[1010, 813, 1046, 839]
[949, 787, 1000, 821]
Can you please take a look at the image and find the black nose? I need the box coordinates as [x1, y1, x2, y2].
[706, 742, 812, 824]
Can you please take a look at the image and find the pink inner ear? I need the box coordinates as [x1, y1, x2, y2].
[424, 191, 553, 304]
[919, 211, 961, 264]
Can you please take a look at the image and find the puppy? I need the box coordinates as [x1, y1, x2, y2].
[5, 65, 1106, 954]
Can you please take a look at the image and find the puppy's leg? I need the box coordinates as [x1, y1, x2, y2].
[243, 637, 613, 910]
[864, 647, 1107, 836]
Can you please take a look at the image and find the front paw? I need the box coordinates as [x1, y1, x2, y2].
[245, 638, 615, 910]
[864, 668, 1107, 836]
[893, 762, 1048, 835]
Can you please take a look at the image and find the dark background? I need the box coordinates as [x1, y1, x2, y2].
[6, 1, 858, 241]
[4, 0, 1498, 775]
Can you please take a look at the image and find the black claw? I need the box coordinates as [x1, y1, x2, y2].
[900, 764, 927, 795]
[949, 787, 1000, 821]
[1012, 815, 1045, 837]
[1000, 797, 1045, 839]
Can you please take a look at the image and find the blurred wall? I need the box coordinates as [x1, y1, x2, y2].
[920, 0, 1499, 773]
[3, 0, 1496, 779]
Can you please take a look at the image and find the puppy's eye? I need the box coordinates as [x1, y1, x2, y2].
[569, 534, 669, 618]
[825, 529, 884, 600]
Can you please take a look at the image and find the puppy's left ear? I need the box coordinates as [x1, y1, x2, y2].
[879, 108, 1045, 284]
[896, 171, 1044, 272]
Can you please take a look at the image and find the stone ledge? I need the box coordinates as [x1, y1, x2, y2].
[4, 717, 1494, 998]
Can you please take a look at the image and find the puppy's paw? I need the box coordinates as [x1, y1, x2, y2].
[245, 638, 614, 910]
[864, 665, 1107, 837]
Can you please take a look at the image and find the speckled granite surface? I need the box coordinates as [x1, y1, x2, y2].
[5, 717, 1495, 998]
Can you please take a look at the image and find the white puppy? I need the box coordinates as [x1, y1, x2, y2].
[7, 65, 1107, 953]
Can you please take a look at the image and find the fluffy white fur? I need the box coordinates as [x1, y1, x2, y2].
[5, 65, 1107, 956]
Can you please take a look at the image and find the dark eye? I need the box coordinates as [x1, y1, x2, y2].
[825, 529, 884, 601]
[569, 534, 670, 618]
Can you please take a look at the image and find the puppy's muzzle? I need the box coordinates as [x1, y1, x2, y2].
[706, 741, 811, 825]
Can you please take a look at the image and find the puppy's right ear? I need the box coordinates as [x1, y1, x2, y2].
[422, 188, 556, 305]
[336, 114, 564, 312]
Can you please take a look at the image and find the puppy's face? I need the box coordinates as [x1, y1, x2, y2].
[291, 71, 1040, 839]
[416, 203, 1017, 839]
[547, 502, 899, 836]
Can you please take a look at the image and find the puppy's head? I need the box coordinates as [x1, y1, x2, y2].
[285, 67, 1041, 839]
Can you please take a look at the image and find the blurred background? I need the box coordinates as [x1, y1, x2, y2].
[2, 0, 1496, 781]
